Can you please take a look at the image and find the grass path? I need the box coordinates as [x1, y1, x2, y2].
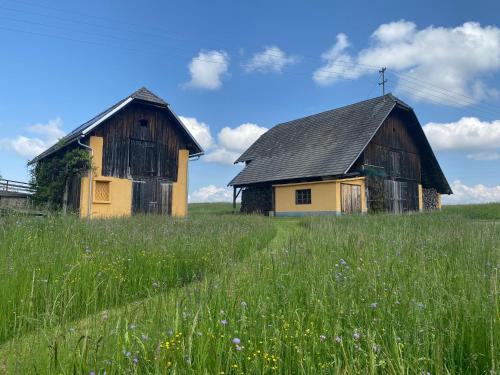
[1, 217, 296, 374]
[2, 209, 498, 374]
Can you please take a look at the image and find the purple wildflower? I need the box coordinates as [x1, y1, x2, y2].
[335, 335, 342, 343]
[235, 345, 242, 351]
[220, 319, 228, 326]
[133, 357, 139, 365]
[141, 334, 148, 341]
[89, 372, 96, 375]
[232, 337, 241, 345]
[353, 331, 361, 340]
[319, 335, 326, 342]
[340, 258, 347, 266]
[370, 302, 378, 309]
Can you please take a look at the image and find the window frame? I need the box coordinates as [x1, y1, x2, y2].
[295, 188, 312, 205]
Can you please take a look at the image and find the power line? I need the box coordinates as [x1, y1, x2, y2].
[2, 0, 500, 117]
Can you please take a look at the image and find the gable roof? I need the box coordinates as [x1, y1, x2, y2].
[229, 94, 451, 194]
[29, 87, 203, 164]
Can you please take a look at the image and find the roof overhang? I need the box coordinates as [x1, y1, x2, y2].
[29, 95, 204, 164]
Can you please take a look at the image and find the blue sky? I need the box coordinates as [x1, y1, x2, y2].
[1, 0, 499, 203]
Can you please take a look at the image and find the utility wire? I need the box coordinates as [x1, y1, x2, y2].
[2, 0, 500, 117]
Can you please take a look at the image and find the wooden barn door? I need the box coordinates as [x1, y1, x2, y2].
[384, 180, 406, 213]
[132, 179, 172, 215]
[129, 139, 157, 177]
[341, 184, 361, 214]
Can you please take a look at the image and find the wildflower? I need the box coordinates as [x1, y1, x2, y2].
[133, 357, 139, 365]
[220, 319, 228, 326]
[319, 335, 326, 342]
[241, 301, 248, 308]
[353, 331, 361, 340]
[370, 302, 378, 309]
[141, 334, 148, 341]
[167, 329, 174, 337]
[124, 351, 131, 358]
[395, 300, 401, 305]
[129, 323, 136, 330]
[335, 335, 342, 343]
[152, 282, 159, 289]
[235, 345, 242, 351]
[232, 337, 241, 345]
[372, 344, 381, 353]
[340, 258, 347, 266]
[89, 372, 96, 375]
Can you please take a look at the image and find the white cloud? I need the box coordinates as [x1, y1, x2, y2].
[179, 116, 214, 150]
[423, 117, 500, 159]
[313, 21, 500, 105]
[443, 180, 500, 204]
[205, 123, 268, 165]
[313, 33, 361, 85]
[189, 184, 235, 203]
[184, 50, 229, 90]
[203, 148, 241, 165]
[178, 116, 268, 165]
[244, 46, 296, 73]
[218, 123, 268, 152]
[0, 118, 64, 158]
[466, 151, 500, 161]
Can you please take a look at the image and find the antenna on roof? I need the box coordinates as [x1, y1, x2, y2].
[378, 67, 388, 95]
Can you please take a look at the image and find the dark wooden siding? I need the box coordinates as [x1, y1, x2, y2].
[362, 111, 421, 212]
[95, 102, 188, 181]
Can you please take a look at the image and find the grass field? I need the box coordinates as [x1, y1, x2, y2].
[0, 203, 498, 374]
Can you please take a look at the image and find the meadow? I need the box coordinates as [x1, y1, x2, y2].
[0, 203, 498, 374]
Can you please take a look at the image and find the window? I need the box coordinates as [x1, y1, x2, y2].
[295, 189, 311, 205]
[139, 119, 148, 128]
[94, 180, 110, 202]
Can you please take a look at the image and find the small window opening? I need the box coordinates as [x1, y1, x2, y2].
[295, 189, 312, 205]
[139, 119, 148, 128]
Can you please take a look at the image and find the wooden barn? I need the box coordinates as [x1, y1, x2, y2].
[229, 94, 452, 216]
[30, 87, 203, 218]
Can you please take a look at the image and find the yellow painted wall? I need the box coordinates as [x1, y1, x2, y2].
[418, 184, 423, 211]
[437, 194, 442, 210]
[171, 149, 189, 217]
[273, 177, 367, 214]
[80, 136, 132, 219]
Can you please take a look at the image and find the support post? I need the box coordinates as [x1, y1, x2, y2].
[233, 186, 237, 213]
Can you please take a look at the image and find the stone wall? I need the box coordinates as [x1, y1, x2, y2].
[0, 192, 31, 210]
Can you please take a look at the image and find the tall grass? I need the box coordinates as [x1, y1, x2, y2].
[0, 212, 275, 344]
[1, 205, 499, 374]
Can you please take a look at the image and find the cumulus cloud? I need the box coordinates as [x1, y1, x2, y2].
[178, 116, 268, 165]
[0, 118, 65, 158]
[313, 21, 500, 105]
[443, 180, 500, 205]
[423, 117, 500, 160]
[205, 123, 268, 165]
[179, 116, 214, 150]
[184, 50, 229, 90]
[189, 184, 235, 203]
[244, 46, 296, 73]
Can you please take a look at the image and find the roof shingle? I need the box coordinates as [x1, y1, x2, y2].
[230, 94, 398, 186]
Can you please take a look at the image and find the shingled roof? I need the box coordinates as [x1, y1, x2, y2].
[30, 87, 203, 164]
[229, 94, 451, 194]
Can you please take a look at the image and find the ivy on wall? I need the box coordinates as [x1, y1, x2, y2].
[30, 148, 92, 210]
